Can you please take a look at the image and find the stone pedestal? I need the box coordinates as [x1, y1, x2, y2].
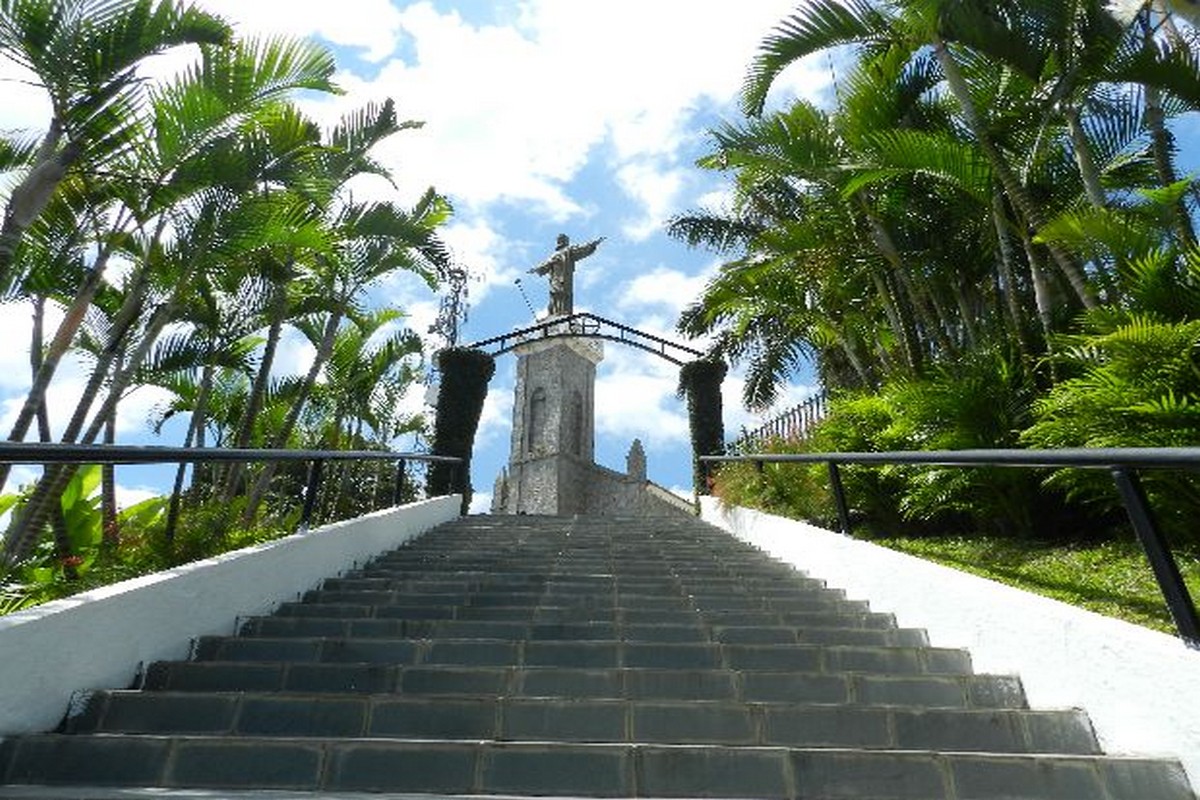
[500, 333, 603, 515]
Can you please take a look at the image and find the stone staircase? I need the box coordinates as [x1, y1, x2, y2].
[0, 514, 1193, 798]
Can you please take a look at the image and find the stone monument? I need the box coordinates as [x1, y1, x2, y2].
[490, 235, 693, 518]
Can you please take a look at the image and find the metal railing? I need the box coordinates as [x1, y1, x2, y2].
[467, 312, 704, 366]
[0, 443, 463, 532]
[730, 392, 829, 453]
[702, 447, 1200, 648]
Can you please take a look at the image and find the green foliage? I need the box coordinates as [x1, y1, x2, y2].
[713, 438, 836, 527]
[1022, 313, 1200, 542]
[808, 393, 909, 532]
[870, 534, 1200, 635]
[0, 492, 296, 616]
[59, 464, 103, 570]
[157, 496, 296, 565]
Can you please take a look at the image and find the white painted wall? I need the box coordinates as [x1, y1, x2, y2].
[701, 498, 1200, 783]
[0, 496, 461, 736]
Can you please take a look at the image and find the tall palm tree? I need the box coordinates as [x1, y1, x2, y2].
[0, 35, 340, 564]
[0, 0, 230, 285]
[741, 0, 1100, 309]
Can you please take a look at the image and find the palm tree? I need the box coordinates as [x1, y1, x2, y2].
[241, 191, 450, 521]
[740, 0, 1100, 309]
[1, 34, 340, 563]
[0, 0, 231, 285]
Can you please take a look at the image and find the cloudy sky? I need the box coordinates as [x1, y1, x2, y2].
[0, 1, 831, 509]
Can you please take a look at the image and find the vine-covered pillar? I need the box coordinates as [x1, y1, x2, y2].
[429, 348, 496, 513]
[679, 358, 727, 497]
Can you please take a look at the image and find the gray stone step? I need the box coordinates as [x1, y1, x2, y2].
[237, 616, 929, 647]
[141, 660, 1027, 707]
[2, 514, 1194, 799]
[187, 635, 968, 674]
[66, 691, 1097, 753]
[1, 735, 1190, 798]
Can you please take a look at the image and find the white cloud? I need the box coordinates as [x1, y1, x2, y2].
[618, 265, 715, 319]
[593, 348, 688, 447]
[0, 58, 50, 133]
[197, 0, 407, 61]
[467, 490, 492, 514]
[439, 218, 520, 307]
[233, 0, 828, 224]
[473, 385, 513, 448]
[115, 483, 162, 510]
[615, 161, 687, 242]
[114, 384, 177, 437]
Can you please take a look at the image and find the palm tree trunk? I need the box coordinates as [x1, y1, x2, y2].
[861, 202, 954, 362]
[1064, 105, 1107, 209]
[242, 307, 343, 524]
[991, 191, 1035, 360]
[0, 123, 78, 283]
[58, 271, 149, 446]
[223, 277, 289, 500]
[101, 396, 118, 547]
[0, 245, 116, 492]
[1018, 228, 1058, 383]
[1142, 7, 1196, 245]
[3, 296, 178, 562]
[932, 36, 1098, 310]
[31, 295, 52, 443]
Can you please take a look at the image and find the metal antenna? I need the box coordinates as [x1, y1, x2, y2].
[514, 277, 539, 321]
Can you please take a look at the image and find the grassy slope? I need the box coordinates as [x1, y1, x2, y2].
[863, 534, 1200, 635]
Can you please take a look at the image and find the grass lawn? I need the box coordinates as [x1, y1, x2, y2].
[863, 534, 1200, 636]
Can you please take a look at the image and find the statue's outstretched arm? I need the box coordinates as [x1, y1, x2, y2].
[570, 237, 605, 259]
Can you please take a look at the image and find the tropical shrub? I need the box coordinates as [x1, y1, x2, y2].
[1023, 314, 1200, 543]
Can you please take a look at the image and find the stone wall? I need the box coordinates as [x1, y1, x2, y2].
[498, 452, 694, 518]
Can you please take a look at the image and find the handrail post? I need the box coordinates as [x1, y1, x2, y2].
[299, 459, 325, 533]
[1111, 467, 1200, 648]
[392, 459, 407, 506]
[828, 460, 852, 536]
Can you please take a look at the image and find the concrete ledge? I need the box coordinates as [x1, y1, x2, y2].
[700, 498, 1200, 783]
[0, 496, 461, 736]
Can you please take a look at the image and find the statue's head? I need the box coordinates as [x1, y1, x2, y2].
[556, 233, 569, 248]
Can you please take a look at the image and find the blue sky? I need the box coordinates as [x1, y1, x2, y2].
[0, 0, 826, 510]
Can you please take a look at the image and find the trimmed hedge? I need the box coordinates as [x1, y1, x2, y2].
[679, 359, 727, 496]
[429, 348, 496, 511]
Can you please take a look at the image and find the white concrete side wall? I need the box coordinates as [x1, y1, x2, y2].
[701, 498, 1200, 783]
[0, 496, 461, 736]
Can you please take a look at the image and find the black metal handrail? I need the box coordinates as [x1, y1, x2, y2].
[0, 443, 464, 532]
[702, 447, 1200, 647]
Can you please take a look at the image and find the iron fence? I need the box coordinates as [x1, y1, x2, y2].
[730, 393, 828, 453]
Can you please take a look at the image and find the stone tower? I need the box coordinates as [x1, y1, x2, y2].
[489, 234, 695, 517]
[499, 332, 604, 515]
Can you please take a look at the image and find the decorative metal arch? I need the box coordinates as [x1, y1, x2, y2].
[465, 312, 704, 366]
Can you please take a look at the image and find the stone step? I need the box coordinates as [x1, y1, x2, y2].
[1, 736, 1189, 798]
[140, 661, 1026, 707]
[295, 590, 872, 615]
[236, 616, 929, 647]
[188, 635, 968, 673]
[274, 600, 883, 624]
[319, 578, 835, 597]
[66, 691, 1097, 753]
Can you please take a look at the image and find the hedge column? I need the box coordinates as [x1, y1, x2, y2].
[680, 359, 726, 497]
[429, 348, 496, 512]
